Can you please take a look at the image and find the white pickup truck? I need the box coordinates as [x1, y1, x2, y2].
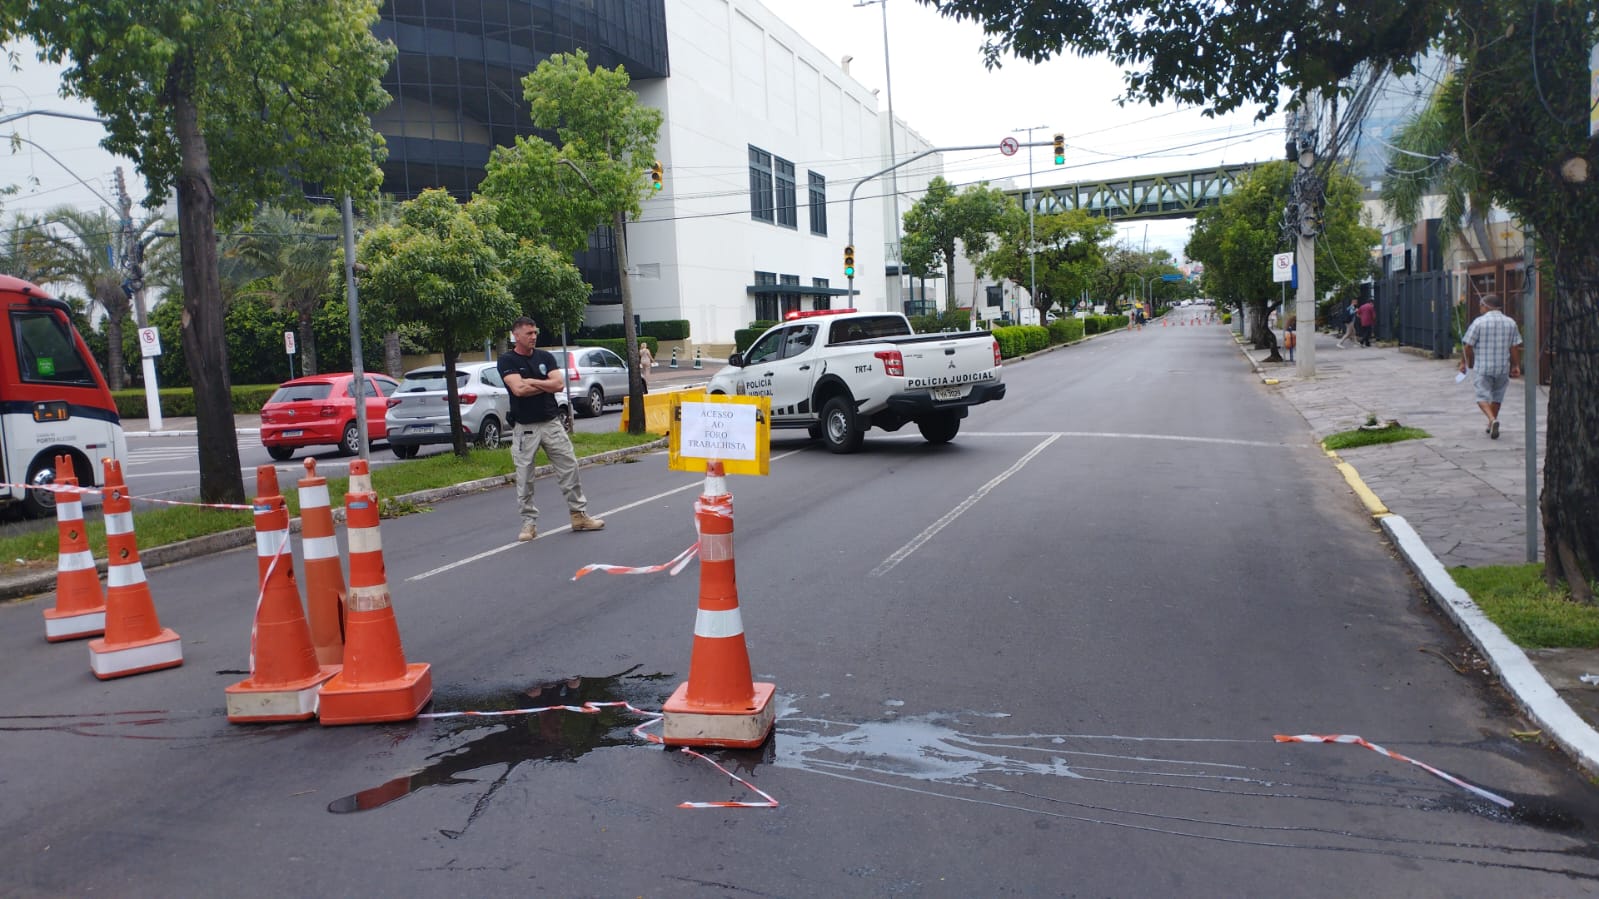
[706, 309, 1006, 453]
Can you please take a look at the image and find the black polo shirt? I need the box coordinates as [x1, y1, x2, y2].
[497, 348, 561, 424]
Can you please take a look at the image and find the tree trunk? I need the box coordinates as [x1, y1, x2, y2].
[104, 304, 127, 391]
[383, 331, 403, 378]
[615, 210, 644, 436]
[1540, 251, 1598, 602]
[944, 242, 959, 313]
[298, 307, 318, 376]
[442, 343, 467, 458]
[171, 75, 245, 506]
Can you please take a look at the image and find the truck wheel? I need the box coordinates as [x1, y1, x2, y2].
[20, 453, 64, 519]
[917, 412, 961, 444]
[820, 396, 864, 454]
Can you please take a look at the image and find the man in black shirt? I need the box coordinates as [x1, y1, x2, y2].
[497, 317, 605, 541]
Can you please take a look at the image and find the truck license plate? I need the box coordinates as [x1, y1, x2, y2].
[932, 386, 966, 401]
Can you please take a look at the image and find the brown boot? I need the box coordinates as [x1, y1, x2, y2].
[570, 511, 605, 532]
[517, 524, 537, 542]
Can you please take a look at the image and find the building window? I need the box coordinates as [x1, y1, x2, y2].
[808, 172, 827, 236]
[813, 278, 831, 311]
[749, 147, 774, 223]
[754, 271, 778, 322]
[775, 158, 797, 228]
[780, 274, 802, 316]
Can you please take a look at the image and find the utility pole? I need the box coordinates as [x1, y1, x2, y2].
[1013, 124, 1048, 323]
[855, 0, 903, 312]
[1288, 109, 1320, 378]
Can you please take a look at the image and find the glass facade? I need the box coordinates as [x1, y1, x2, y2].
[371, 0, 669, 304]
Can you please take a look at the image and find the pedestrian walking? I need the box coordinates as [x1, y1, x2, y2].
[498, 316, 606, 541]
[1458, 294, 1523, 440]
[1356, 297, 1377, 347]
[638, 342, 654, 370]
[1336, 300, 1358, 347]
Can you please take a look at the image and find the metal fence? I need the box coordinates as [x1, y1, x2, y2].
[1376, 270, 1454, 358]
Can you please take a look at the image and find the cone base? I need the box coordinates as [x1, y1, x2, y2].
[661, 681, 776, 748]
[317, 663, 433, 726]
[88, 629, 183, 680]
[226, 665, 340, 723]
[43, 606, 106, 642]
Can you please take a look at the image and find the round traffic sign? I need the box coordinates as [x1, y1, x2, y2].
[999, 137, 1019, 156]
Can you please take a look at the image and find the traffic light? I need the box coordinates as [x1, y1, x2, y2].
[1052, 133, 1065, 166]
[650, 160, 663, 191]
[844, 244, 856, 278]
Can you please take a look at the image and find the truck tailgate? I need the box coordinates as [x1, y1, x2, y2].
[895, 335, 1000, 397]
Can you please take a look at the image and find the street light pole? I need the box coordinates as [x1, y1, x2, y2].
[856, 0, 901, 312]
[1013, 124, 1048, 323]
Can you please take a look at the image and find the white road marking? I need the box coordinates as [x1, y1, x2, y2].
[405, 447, 808, 583]
[877, 430, 1297, 449]
[871, 434, 1061, 578]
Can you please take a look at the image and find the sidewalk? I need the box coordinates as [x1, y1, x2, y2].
[1237, 329, 1599, 775]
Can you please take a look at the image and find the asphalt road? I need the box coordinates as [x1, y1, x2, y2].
[4, 324, 1598, 896]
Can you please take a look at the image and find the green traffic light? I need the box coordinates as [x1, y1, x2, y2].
[1054, 154, 1065, 165]
[652, 181, 662, 191]
[845, 265, 855, 277]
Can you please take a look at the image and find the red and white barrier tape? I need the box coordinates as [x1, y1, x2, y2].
[14, 480, 253, 511]
[571, 541, 699, 581]
[1275, 733, 1513, 809]
[420, 700, 778, 809]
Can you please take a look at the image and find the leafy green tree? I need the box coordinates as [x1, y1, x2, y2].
[980, 206, 1114, 321]
[477, 49, 663, 434]
[901, 177, 1016, 314]
[358, 189, 519, 457]
[918, 0, 1599, 597]
[1, 0, 394, 505]
[230, 205, 343, 376]
[42, 207, 170, 389]
[1187, 160, 1375, 356]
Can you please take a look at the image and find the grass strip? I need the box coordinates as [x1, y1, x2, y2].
[1323, 425, 1431, 451]
[0, 431, 660, 568]
[1450, 563, 1599, 649]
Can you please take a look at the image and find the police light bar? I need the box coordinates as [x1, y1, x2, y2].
[783, 308, 857, 320]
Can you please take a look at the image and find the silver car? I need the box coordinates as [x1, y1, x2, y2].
[552, 346, 634, 417]
[385, 361, 571, 458]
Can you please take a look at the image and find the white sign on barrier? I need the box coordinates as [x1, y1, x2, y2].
[677, 401, 758, 461]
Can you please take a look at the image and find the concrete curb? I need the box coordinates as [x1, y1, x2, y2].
[0, 437, 668, 604]
[1231, 335, 1599, 776]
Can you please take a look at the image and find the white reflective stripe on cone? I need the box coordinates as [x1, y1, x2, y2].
[104, 511, 134, 535]
[57, 500, 83, 521]
[298, 484, 330, 508]
[255, 528, 290, 557]
[347, 525, 383, 555]
[346, 583, 391, 612]
[703, 475, 727, 496]
[694, 607, 744, 639]
[57, 550, 95, 571]
[302, 534, 339, 561]
[107, 562, 147, 588]
[700, 532, 734, 562]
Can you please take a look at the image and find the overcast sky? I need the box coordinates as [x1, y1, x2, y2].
[2, 1, 1287, 260]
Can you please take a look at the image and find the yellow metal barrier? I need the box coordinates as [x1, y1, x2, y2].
[619, 389, 702, 434]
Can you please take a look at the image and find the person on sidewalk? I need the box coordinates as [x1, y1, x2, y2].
[1356, 297, 1377, 346]
[498, 316, 605, 541]
[1283, 313, 1297, 362]
[1458, 293, 1523, 440]
[1337, 300, 1358, 347]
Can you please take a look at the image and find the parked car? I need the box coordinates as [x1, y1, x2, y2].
[260, 372, 399, 461]
[385, 361, 572, 458]
[548, 346, 633, 417]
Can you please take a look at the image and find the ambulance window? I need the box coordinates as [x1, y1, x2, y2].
[13, 311, 96, 386]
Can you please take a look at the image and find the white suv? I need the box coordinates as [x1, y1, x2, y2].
[386, 361, 571, 458]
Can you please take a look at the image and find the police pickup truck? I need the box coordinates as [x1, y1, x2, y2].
[706, 309, 1005, 453]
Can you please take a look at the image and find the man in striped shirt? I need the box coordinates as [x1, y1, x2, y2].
[1458, 294, 1523, 440]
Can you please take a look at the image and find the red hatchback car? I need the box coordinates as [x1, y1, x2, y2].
[260, 372, 398, 461]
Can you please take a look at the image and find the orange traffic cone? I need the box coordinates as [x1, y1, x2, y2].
[88, 459, 182, 679]
[318, 460, 432, 725]
[42, 454, 105, 642]
[661, 461, 776, 748]
[298, 459, 345, 666]
[225, 466, 338, 722]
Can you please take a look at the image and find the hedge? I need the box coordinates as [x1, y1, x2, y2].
[579, 319, 690, 340]
[1049, 318, 1085, 343]
[112, 384, 280, 419]
[573, 337, 659, 358]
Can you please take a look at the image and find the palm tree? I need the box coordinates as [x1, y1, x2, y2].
[1378, 71, 1495, 264]
[43, 207, 139, 388]
[0, 213, 63, 284]
[230, 205, 342, 376]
